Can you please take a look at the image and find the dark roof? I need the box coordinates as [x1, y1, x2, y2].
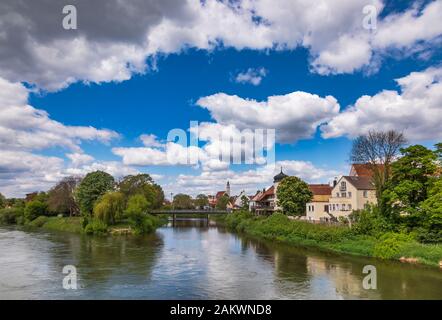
[308, 184, 332, 195]
[342, 176, 375, 190]
[273, 168, 288, 183]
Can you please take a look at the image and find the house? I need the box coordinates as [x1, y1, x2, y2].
[328, 164, 378, 219]
[250, 168, 288, 215]
[305, 184, 333, 222]
[230, 190, 250, 210]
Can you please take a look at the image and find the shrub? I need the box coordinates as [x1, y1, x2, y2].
[24, 201, 47, 221]
[0, 207, 24, 224]
[372, 232, 413, 259]
[27, 216, 49, 228]
[350, 206, 393, 236]
[129, 213, 159, 235]
[84, 219, 108, 235]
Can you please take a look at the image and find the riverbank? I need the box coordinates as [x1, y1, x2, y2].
[215, 212, 442, 268]
[2, 214, 167, 236]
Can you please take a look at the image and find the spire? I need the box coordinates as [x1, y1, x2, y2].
[226, 180, 231, 196]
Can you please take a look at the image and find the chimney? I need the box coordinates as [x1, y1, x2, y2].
[333, 177, 338, 187]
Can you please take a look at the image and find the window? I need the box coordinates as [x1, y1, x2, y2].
[348, 204, 352, 210]
[363, 190, 368, 198]
[342, 204, 346, 211]
[336, 193, 340, 197]
[341, 192, 346, 198]
[311, 205, 314, 212]
[348, 192, 352, 197]
[340, 181, 347, 191]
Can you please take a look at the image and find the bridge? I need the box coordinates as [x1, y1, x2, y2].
[150, 210, 229, 223]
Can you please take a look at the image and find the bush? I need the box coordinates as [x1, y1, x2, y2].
[93, 192, 125, 225]
[27, 216, 49, 228]
[84, 219, 108, 235]
[350, 206, 393, 236]
[372, 232, 413, 259]
[129, 213, 159, 235]
[0, 207, 24, 224]
[24, 201, 47, 221]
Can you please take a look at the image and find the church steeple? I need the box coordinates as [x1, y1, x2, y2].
[226, 181, 231, 196]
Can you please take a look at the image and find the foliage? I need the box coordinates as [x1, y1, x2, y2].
[173, 193, 194, 209]
[76, 171, 115, 215]
[125, 194, 150, 217]
[240, 195, 250, 209]
[84, 219, 108, 235]
[0, 207, 24, 225]
[0, 193, 5, 209]
[349, 205, 394, 236]
[24, 200, 48, 221]
[129, 214, 159, 235]
[93, 192, 125, 225]
[118, 174, 164, 209]
[276, 176, 313, 215]
[417, 177, 442, 243]
[47, 176, 81, 216]
[27, 216, 49, 228]
[372, 233, 413, 259]
[216, 194, 230, 210]
[194, 194, 209, 209]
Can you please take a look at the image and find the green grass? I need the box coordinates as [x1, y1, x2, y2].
[220, 212, 442, 267]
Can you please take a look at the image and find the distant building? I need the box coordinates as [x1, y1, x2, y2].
[208, 181, 232, 208]
[250, 168, 288, 215]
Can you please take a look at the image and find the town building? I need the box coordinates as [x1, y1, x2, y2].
[250, 168, 288, 215]
[305, 184, 333, 222]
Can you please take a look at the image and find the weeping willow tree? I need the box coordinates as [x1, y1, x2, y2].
[93, 192, 125, 225]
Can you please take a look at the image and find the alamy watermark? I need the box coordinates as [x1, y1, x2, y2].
[62, 265, 78, 290]
[62, 5, 77, 30]
[362, 265, 377, 290]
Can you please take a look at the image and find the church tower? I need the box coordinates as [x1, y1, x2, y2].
[226, 181, 231, 196]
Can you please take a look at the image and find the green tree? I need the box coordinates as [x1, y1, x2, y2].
[173, 193, 194, 209]
[0, 193, 6, 209]
[276, 176, 313, 215]
[418, 177, 442, 243]
[76, 171, 115, 215]
[93, 191, 125, 225]
[24, 201, 48, 221]
[216, 194, 230, 210]
[118, 174, 164, 209]
[240, 195, 250, 209]
[47, 176, 81, 216]
[125, 194, 150, 217]
[383, 145, 437, 220]
[194, 194, 209, 209]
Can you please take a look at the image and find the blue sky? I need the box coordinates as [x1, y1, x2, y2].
[1, 0, 442, 197]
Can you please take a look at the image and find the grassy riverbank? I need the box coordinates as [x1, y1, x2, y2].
[215, 212, 442, 267]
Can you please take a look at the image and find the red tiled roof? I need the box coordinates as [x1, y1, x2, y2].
[308, 184, 332, 195]
[256, 185, 274, 201]
[343, 176, 376, 190]
[350, 164, 384, 177]
[215, 191, 226, 199]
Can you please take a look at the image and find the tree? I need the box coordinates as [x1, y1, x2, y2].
[216, 194, 230, 210]
[276, 176, 313, 215]
[381, 145, 439, 227]
[350, 130, 407, 210]
[240, 195, 250, 209]
[24, 200, 48, 221]
[125, 194, 150, 217]
[47, 176, 81, 216]
[118, 174, 164, 209]
[76, 171, 115, 215]
[418, 177, 442, 243]
[0, 193, 5, 209]
[93, 192, 125, 225]
[173, 193, 194, 209]
[194, 194, 209, 209]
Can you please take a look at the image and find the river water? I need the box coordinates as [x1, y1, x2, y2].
[0, 219, 441, 299]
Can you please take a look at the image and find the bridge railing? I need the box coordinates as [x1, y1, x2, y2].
[150, 210, 229, 215]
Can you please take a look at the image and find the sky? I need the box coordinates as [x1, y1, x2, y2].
[0, 0, 442, 198]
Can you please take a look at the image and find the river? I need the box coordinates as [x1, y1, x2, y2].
[0, 219, 441, 299]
